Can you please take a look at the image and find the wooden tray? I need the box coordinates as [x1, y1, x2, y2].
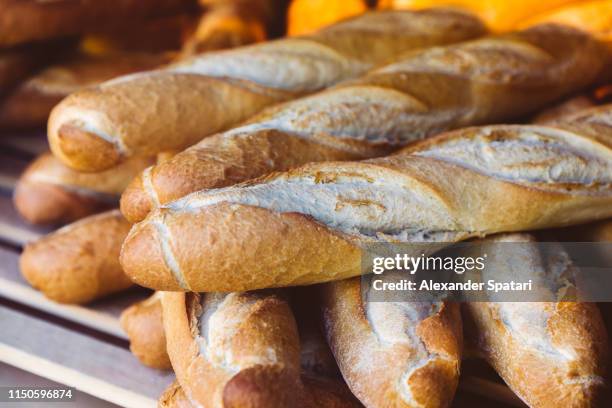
[0, 132, 525, 408]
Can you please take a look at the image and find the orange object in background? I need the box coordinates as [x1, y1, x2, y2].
[519, 0, 612, 43]
[288, 0, 368, 36]
[378, 0, 577, 31]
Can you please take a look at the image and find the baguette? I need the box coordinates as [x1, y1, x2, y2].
[162, 291, 362, 407]
[0, 52, 170, 129]
[120, 103, 612, 292]
[20, 210, 132, 304]
[120, 23, 610, 223]
[121, 288, 340, 375]
[120, 292, 172, 370]
[0, 0, 194, 48]
[48, 9, 486, 172]
[322, 277, 462, 407]
[162, 291, 303, 407]
[462, 233, 608, 407]
[14, 153, 153, 225]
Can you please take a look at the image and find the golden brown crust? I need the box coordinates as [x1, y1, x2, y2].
[161, 291, 303, 407]
[14, 180, 112, 226]
[121, 24, 610, 223]
[0, 52, 170, 129]
[121, 202, 362, 291]
[120, 103, 612, 292]
[158, 381, 194, 408]
[465, 296, 608, 407]
[322, 278, 462, 407]
[54, 123, 123, 171]
[120, 292, 172, 370]
[462, 233, 609, 408]
[20, 210, 132, 304]
[0, 0, 194, 47]
[48, 9, 486, 172]
[14, 153, 152, 225]
[120, 130, 359, 222]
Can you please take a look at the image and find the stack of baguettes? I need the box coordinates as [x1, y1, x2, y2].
[13, 5, 612, 408]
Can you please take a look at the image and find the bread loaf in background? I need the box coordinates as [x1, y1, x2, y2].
[180, 0, 280, 56]
[0, 52, 170, 129]
[48, 9, 486, 172]
[121, 104, 612, 292]
[14, 153, 152, 226]
[120, 23, 611, 223]
[120, 292, 172, 370]
[463, 233, 609, 407]
[0, 0, 195, 48]
[20, 210, 132, 304]
[322, 278, 462, 407]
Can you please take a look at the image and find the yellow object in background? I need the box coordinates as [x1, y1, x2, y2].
[288, 0, 368, 36]
[378, 0, 577, 31]
[520, 0, 612, 42]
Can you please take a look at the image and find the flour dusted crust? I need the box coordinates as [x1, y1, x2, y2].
[463, 233, 608, 408]
[162, 291, 303, 407]
[120, 23, 611, 223]
[162, 291, 363, 407]
[322, 278, 462, 408]
[121, 104, 612, 292]
[48, 9, 486, 172]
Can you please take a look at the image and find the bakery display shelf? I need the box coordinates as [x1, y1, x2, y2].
[0, 132, 525, 408]
[0, 302, 174, 408]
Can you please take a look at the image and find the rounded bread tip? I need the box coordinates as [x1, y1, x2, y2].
[120, 221, 181, 291]
[222, 365, 301, 408]
[52, 122, 121, 172]
[120, 174, 152, 223]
